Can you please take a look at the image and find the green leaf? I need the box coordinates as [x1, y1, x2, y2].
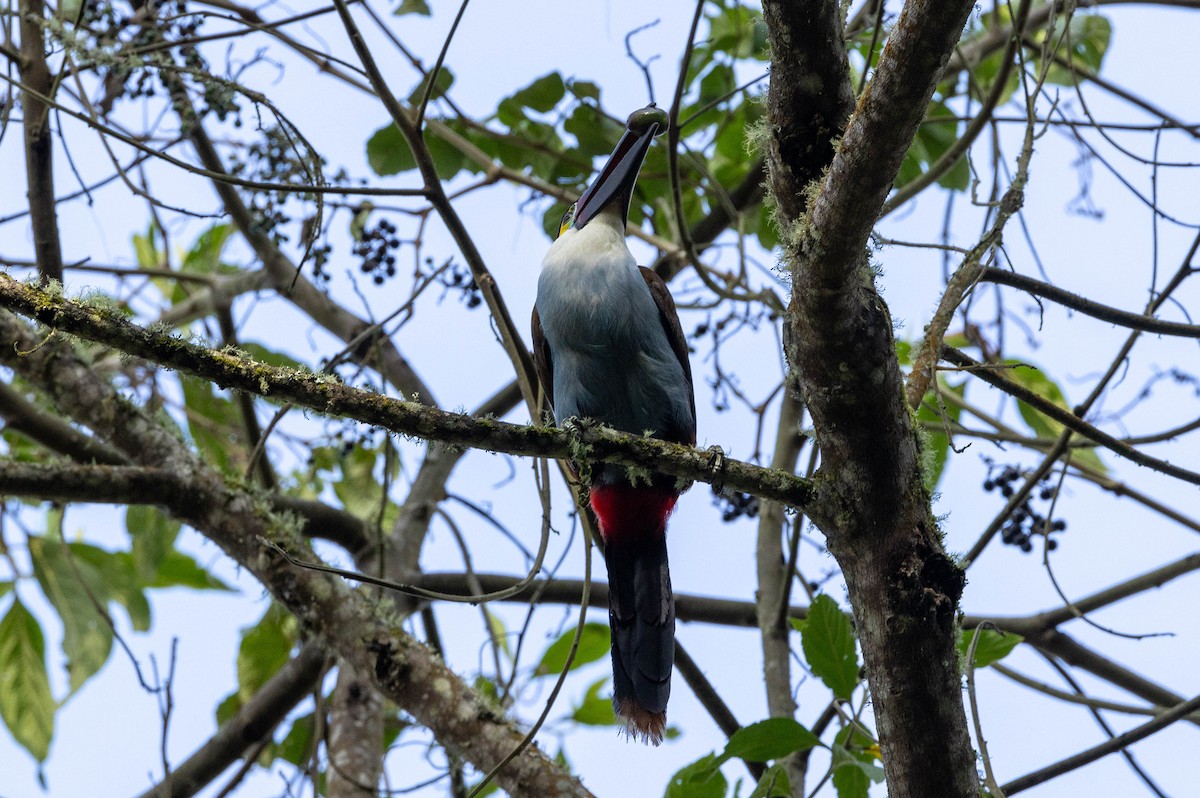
[0, 581, 12, 600]
[132, 224, 162, 269]
[510, 72, 565, 113]
[0, 598, 55, 762]
[755, 202, 780, 251]
[182, 224, 234, 275]
[570, 677, 616, 726]
[484, 608, 511, 659]
[150, 550, 232, 591]
[215, 690, 240, 726]
[276, 712, 316, 765]
[1044, 14, 1112, 85]
[972, 49, 1021, 105]
[181, 376, 243, 474]
[125, 505, 181, 583]
[406, 68, 455, 107]
[237, 604, 297, 702]
[426, 130, 468, 180]
[564, 103, 623, 158]
[393, 0, 430, 15]
[698, 63, 735, 106]
[747, 764, 792, 798]
[706, 4, 768, 59]
[831, 744, 886, 798]
[534, 622, 610, 677]
[367, 124, 417, 176]
[29, 536, 114, 693]
[665, 753, 728, 798]
[800, 595, 859, 700]
[72, 547, 151, 631]
[495, 97, 527, 128]
[330, 444, 401, 528]
[567, 79, 600, 102]
[1001, 362, 1107, 472]
[721, 717, 819, 763]
[2, 424, 47, 464]
[832, 758, 869, 798]
[1004, 360, 1067, 438]
[958, 627, 1023, 669]
[898, 101, 969, 193]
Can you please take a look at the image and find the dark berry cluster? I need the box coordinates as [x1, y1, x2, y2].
[713, 488, 760, 523]
[691, 316, 728, 339]
[437, 261, 482, 309]
[308, 243, 333, 283]
[983, 461, 1068, 552]
[79, 0, 123, 43]
[331, 427, 378, 457]
[353, 219, 401, 285]
[228, 126, 329, 244]
[304, 425, 380, 465]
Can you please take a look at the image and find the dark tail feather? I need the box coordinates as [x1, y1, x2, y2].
[604, 532, 674, 745]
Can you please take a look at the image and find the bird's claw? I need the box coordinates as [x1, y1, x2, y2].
[562, 416, 597, 434]
[706, 445, 727, 494]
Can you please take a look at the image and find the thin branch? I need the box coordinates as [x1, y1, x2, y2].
[1030, 630, 1200, 728]
[943, 347, 1200, 486]
[137, 645, 329, 798]
[0, 460, 371, 553]
[415, 0, 470, 131]
[18, 0, 64, 284]
[1000, 692, 1200, 794]
[993, 663, 1200, 723]
[329, 0, 539, 412]
[882, 0, 1031, 215]
[980, 267, 1200, 337]
[674, 641, 765, 781]
[0, 380, 126, 464]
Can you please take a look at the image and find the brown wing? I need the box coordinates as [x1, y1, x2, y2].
[530, 305, 555, 419]
[639, 267, 697, 445]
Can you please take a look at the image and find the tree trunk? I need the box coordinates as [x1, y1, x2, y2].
[762, 1, 981, 795]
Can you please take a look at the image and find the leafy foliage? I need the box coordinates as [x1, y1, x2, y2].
[0, 0, 1166, 795]
[798, 595, 860, 701]
[667, 717, 819, 796]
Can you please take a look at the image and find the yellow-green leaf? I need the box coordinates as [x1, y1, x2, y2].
[125, 505, 181, 583]
[29, 537, 113, 694]
[237, 604, 297, 701]
[0, 598, 55, 762]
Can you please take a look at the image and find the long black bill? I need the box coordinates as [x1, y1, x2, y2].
[573, 105, 669, 229]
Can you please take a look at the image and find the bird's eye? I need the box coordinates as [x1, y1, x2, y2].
[558, 204, 576, 238]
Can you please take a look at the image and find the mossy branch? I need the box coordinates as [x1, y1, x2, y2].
[0, 274, 815, 511]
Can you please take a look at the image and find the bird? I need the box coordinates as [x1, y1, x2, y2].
[531, 105, 696, 745]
